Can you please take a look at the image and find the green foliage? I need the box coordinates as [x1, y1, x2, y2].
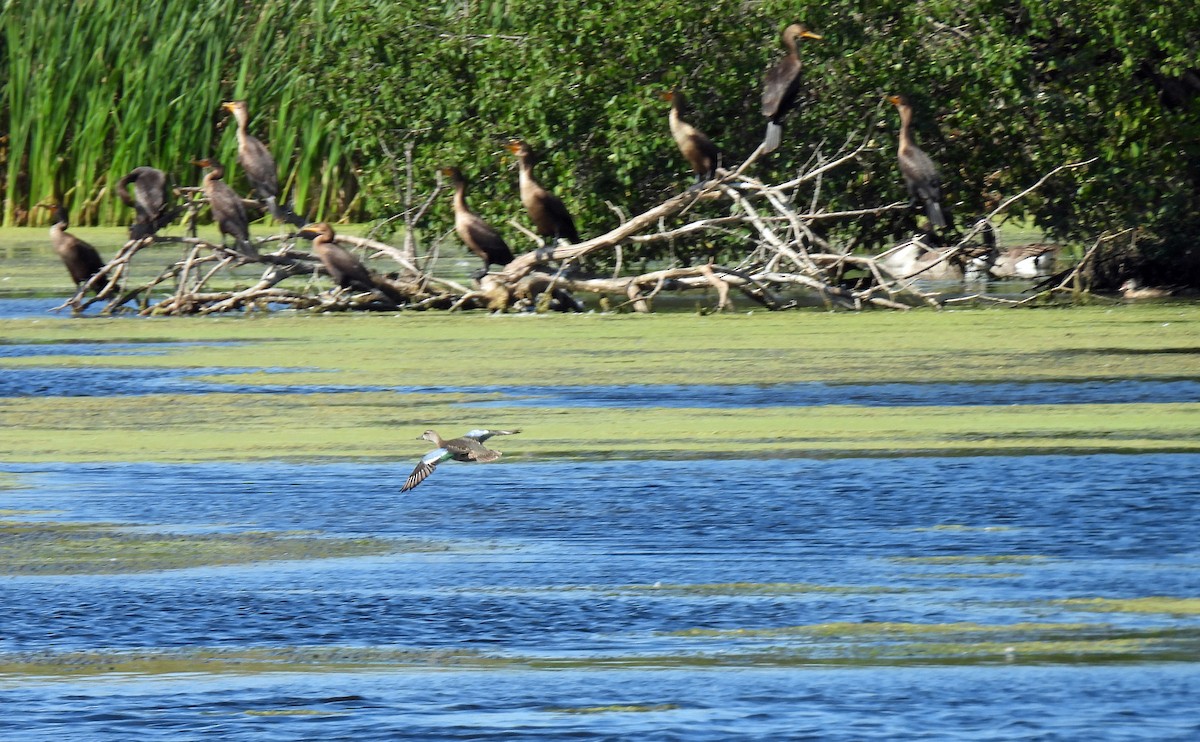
[2, 0, 1198, 281]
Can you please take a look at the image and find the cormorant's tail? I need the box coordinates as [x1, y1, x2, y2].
[234, 238, 261, 261]
[266, 196, 308, 228]
[128, 205, 183, 241]
[763, 122, 783, 154]
[923, 198, 947, 231]
[371, 276, 405, 307]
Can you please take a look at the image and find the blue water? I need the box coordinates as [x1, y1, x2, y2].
[1, 454, 1198, 739]
[2, 361, 1199, 406]
[3, 665, 1197, 740]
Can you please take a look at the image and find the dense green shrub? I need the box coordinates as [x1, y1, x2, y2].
[2, 0, 1197, 283]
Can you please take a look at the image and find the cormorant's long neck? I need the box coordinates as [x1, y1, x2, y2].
[452, 180, 470, 213]
[668, 100, 684, 134]
[516, 156, 537, 195]
[232, 109, 250, 146]
[783, 32, 799, 59]
[897, 105, 916, 152]
[312, 233, 333, 255]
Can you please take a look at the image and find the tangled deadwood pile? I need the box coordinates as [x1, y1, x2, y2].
[57, 133, 1099, 316]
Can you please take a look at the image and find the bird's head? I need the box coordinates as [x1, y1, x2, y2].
[417, 429, 439, 443]
[784, 23, 823, 45]
[886, 94, 908, 107]
[439, 166, 465, 183]
[34, 202, 67, 225]
[296, 222, 334, 241]
[505, 140, 531, 158]
[191, 158, 226, 180]
[221, 100, 248, 117]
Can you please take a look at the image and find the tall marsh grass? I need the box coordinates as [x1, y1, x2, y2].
[0, 0, 347, 227]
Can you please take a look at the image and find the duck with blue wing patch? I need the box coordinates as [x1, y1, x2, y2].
[401, 429, 521, 492]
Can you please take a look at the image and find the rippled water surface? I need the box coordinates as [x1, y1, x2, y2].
[3, 361, 1200, 406]
[2, 454, 1199, 739]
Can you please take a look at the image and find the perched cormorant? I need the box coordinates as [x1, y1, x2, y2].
[221, 100, 306, 227]
[401, 429, 521, 492]
[191, 158, 257, 258]
[441, 166, 515, 272]
[505, 140, 580, 245]
[41, 204, 106, 291]
[761, 23, 823, 153]
[116, 166, 177, 240]
[662, 89, 720, 183]
[887, 94, 949, 232]
[297, 222, 402, 306]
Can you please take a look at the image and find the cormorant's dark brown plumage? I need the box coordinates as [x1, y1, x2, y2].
[760, 23, 822, 153]
[297, 222, 402, 306]
[116, 166, 176, 239]
[222, 100, 306, 227]
[42, 204, 106, 290]
[191, 158, 257, 258]
[663, 90, 719, 183]
[887, 94, 948, 232]
[505, 140, 580, 245]
[441, 166, 515, 272]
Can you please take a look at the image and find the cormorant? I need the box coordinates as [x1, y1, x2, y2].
[505, 140, 580, 245]
[761, 23, 823, 153]
[116, 166, 177, 240]
[191, 158, 257, 258]
[41, 204, 106, 291]
[222, 100, 306, 227]
[441, 166, 515, 273]
[887, 94, 949, 233]
[663, 89, 720, 183]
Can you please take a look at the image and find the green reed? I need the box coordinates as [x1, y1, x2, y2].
[1, 0, 346, 228]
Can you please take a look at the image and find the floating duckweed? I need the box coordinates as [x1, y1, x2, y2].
[668, 621, 1103, 639]
[623, 581, 908, 596]
[5, 628, 1198, 678]
[1054, 597, 1200, 615]
[0, 518, 442, 575]
[468, 581, 909, 597]
[545, 704, 680, 714]
[0, 646, 493, 677]
[0, 472, 25, 490]
[889, 555, 1049, 565]
[244, 709, 345, 717]
[899, 572, 1022, 580]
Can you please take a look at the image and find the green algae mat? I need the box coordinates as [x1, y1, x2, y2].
[0, 304, 1198, 464]
[4, 621, 1199, 678]
[0, 517, 440, 575]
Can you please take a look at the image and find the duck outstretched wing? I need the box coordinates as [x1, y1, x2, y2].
[463, 429, 521, 443]
[401, 448, 449, 492]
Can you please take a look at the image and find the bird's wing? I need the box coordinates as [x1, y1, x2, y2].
[542, 195, 580, 242]
[465, 219, 514, 264]
[761, 58, 800, 117]
[135, 168, 168, 216]
[463, 429, 521, 443]
[329, 245, 374, 289]
[240, 137, 279, 197]
[401, 448, 449, 492]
